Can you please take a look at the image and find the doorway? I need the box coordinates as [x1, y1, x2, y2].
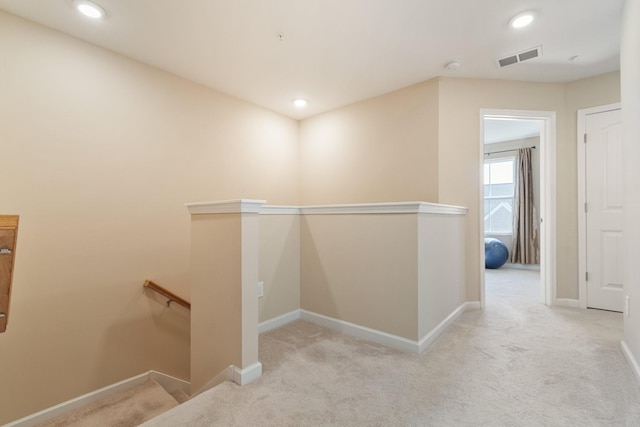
[479, 109, 557, 308]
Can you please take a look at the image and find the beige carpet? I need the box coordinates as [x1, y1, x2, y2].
[38, 380, 179, 427]
[143, 269, 640, 426]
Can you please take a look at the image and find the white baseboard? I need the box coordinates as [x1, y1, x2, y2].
[233, 362, 263, 386]
[300, 309, 420, 353]
[554, 298, 580, 308]
[149, 370, 191, 396]
[4, 371, 189, 427]
[621, 340, 640, 385]
[419, 301, 480, 352]
[192, 366, 235, 397]
[504, 263, 540, 271]
[258, 310, 301, 333]
[300, 302, 477, 355]
[193, 361, 263, 397]
[465, 301, 482, 310]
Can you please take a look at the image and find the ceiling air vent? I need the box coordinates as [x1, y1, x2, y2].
[497, 45, 542, 68]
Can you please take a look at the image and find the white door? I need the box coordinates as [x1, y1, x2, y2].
[585, 108, 623, 312]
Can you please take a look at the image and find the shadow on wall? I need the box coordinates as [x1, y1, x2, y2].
[258, 215, 301, 323]
[299, 213, 420, 341]
[299, 216, 337, 320]
[98, 286, 190, 385]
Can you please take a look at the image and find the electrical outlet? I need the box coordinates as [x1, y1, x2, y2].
[257, 282, 264, 298]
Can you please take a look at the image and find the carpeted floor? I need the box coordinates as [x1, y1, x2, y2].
[143, 269, 640, 426]
[39, 380, 179, 427]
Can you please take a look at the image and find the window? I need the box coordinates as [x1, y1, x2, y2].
[484, 158, 515, 233]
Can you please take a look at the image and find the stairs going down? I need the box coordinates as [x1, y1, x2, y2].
[36, 380, 187, 427]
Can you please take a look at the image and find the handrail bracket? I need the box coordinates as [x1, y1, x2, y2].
[143, 280, 191, 310]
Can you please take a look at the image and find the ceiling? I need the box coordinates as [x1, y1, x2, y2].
[0, 0, 623, 119]
[484, 118, 541, 144]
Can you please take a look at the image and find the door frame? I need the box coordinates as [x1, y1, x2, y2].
[577, 102, 622, 309]
[479, 109, 557, 308]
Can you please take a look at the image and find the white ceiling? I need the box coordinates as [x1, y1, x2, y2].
[0, 0, 623, 119]
[484, 118, 541, 144]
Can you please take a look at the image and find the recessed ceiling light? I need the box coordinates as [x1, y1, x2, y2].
[293, 98, 308, 108]
[509, 11, 536, 29]
[74, 0, 106, 19]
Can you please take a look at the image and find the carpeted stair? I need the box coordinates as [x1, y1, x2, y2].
[37, 380, 187, 427]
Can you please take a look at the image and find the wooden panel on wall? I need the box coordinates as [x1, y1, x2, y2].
[0, 215, 19, 333]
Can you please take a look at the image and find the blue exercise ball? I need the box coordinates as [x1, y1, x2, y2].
[485, 238, 509, 269]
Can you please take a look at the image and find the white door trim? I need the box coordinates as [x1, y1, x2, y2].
[577, 102, 622, 309]
[479, 109, 557, 308]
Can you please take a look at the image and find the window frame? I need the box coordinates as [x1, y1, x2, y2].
[483, 156, 516, 235]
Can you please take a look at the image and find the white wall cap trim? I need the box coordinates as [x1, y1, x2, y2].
[259, 205, 302, 215]
[186, 199, 266, 214]
[186, 200, 468, 215]
[299, 201, 468, 215]
[417, 202, 468, 215]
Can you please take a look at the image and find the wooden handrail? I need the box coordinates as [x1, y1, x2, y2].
[144, 280, 191, 310]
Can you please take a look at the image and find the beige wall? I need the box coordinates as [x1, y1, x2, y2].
[259, 215, 300, 322]
[437, 78, 567, 301]
[301, 214, 419, 339]
[299, 210, 466, 342]
[418, 213, 466, 338]
[189, 211, 260, 393]
[0, 11, 299, 424]
[563, 72, 621, 298]
[299, 79, 439, 204]
[300, 77, 562, 304]
[190, 214, 243, 394]
[435, 75, 619, 301]
[0, 7, 626, 423]
[622, 0, 640, 368]
[299, 74, 620, 304]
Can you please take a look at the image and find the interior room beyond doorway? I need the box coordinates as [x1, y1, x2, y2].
[482, 115, 546, 306]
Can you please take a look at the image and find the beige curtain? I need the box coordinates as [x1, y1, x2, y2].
[511, 148, 539, 264]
